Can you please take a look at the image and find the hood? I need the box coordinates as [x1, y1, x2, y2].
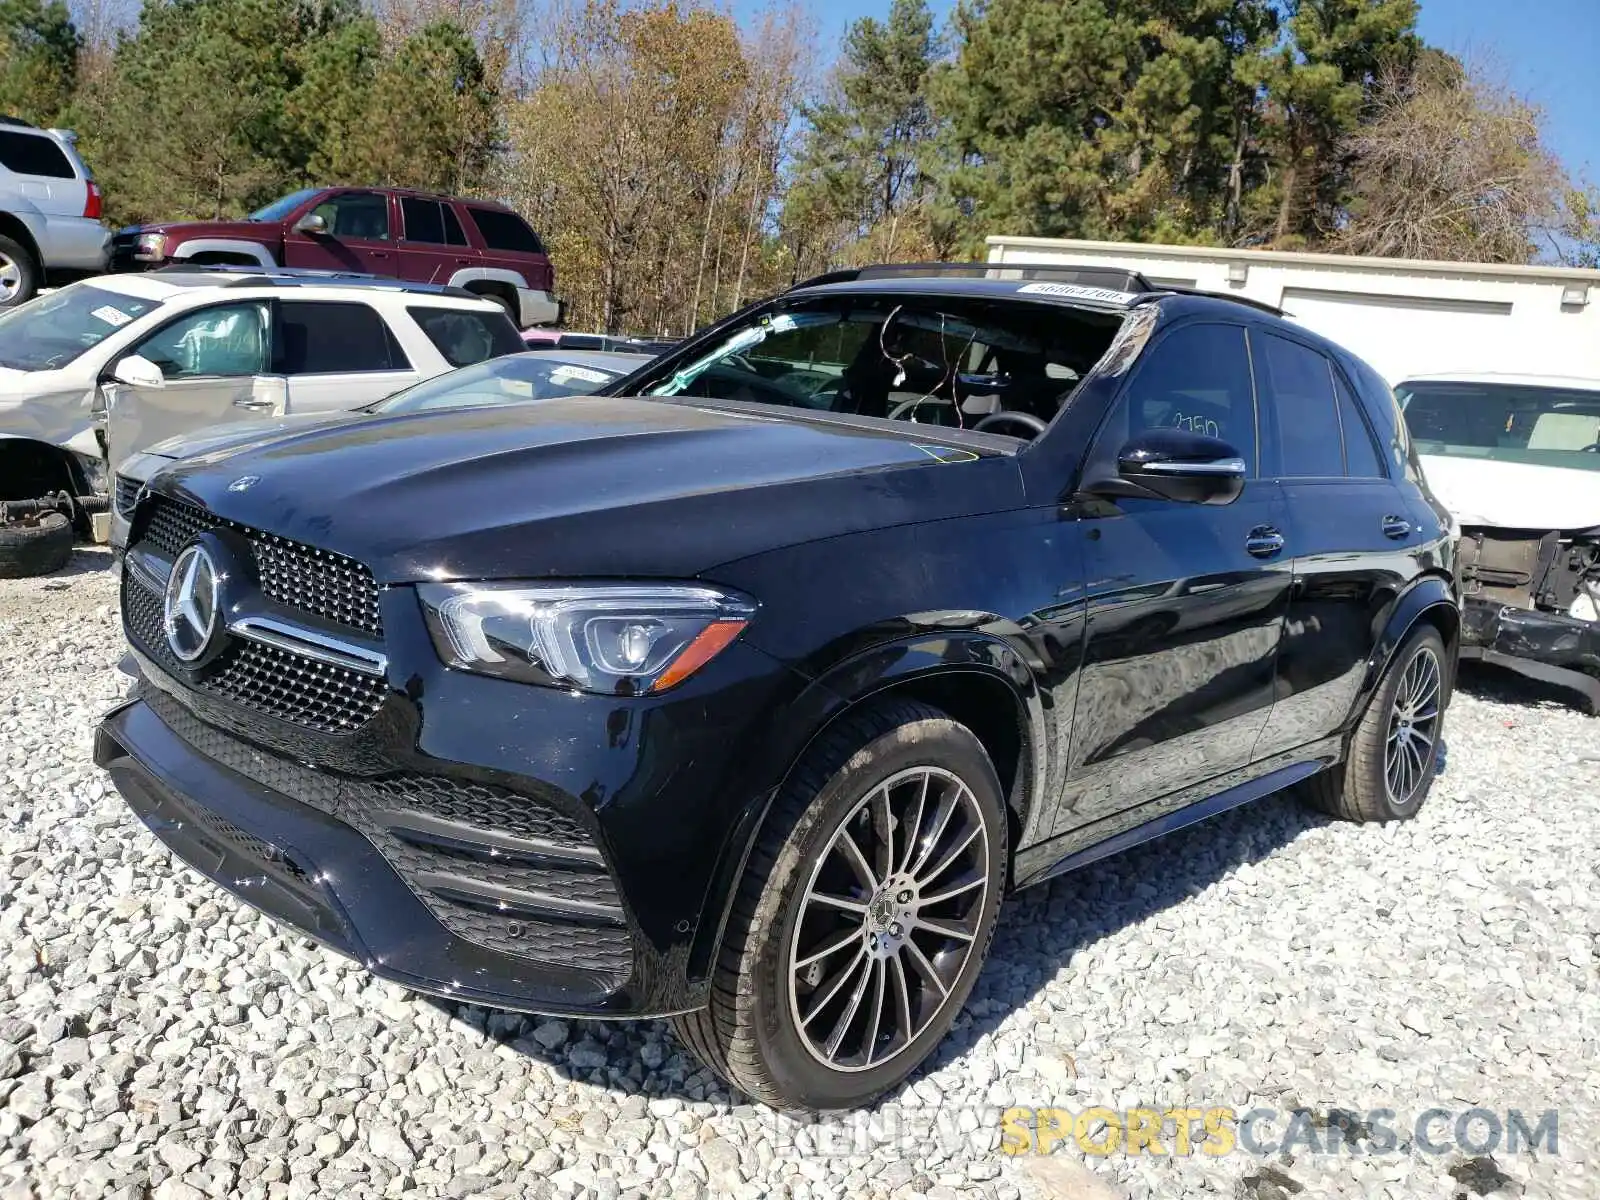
[154, 397, 1024, 582]
[124, 218, 267, 238]
[1420, 453, 1600, 531]
[143, 410, 364, 462]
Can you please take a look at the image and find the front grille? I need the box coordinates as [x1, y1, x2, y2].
[124, 571, 386, 734]
[141, 687, 632, 981]
[113, 474, 141, 517]
[141, 496, 384, 637]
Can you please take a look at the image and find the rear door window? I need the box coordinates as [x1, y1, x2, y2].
[466, 208, 545, 255]
[408, 306, 524, 367]
[275, 301, 410, 374]
[1255, 333, 1345, 478]
[400, 198, 446, 244]
[441, 205, 469, 247]
[0, 130, 75, 178]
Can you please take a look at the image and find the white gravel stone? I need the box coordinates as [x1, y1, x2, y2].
[2, 552, 1597, 1200]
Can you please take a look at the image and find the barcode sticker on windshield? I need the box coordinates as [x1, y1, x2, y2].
[91, 305, 134, 327]
[1015, 283, 1131, 305]
[550, 365, 611, 385]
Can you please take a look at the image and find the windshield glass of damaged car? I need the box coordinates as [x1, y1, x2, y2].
[0, 283, 163, 371]
[1399, 380, 1600, 470]
[646, 299, 1115, 432]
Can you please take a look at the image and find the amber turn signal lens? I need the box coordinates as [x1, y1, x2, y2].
[649, 620, 748, 693]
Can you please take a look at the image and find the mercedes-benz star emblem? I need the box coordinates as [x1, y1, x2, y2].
[228, 475, 260, 493]
[163, 544, 221, 663]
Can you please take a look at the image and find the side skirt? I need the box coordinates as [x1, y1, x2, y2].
[1012, 739, 1342, 891]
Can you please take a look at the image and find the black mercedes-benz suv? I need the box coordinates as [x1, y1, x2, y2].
[97, 263, 1459, 1110]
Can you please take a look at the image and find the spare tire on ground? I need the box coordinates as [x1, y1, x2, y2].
[0, 512, 73, 579]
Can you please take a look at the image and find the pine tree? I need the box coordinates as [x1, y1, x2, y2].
[0, 0, 79, 124]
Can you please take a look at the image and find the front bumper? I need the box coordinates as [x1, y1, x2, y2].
[1460, 596, 1600, 712]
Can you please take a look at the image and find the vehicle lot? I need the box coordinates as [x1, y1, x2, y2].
[1, 555, 1595, 1200]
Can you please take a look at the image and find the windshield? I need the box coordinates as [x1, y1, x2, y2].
[642, 299, 1117, 433]
[1397, 380, 1600, 473]
[0, 283, 163, 372]
[371, 354, 625, 414]
[249, 188, 320, 222]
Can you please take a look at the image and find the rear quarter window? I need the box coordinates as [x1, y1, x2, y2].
[408, 306, 524, 367]
[466, 207, 545, 255]
[0, 131, 76, 179]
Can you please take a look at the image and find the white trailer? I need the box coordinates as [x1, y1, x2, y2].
[985, 235, 1600, 384]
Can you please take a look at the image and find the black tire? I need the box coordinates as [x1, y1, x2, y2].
[477, 290, 520, 327]
[1301, 624, 1449, 822]
[673, 698, 1008, 1110]
[0, 513, 73, 579]
[0, 234, 40, 310]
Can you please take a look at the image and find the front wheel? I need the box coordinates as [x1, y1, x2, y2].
[673, 699, 1007, 1110]
[1302, 624, 1449, 822]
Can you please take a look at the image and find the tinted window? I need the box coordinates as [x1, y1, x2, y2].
[309, 191, 390, 240]
[0, 130, 75, 178]
[467, 207, 545, 254]
[1110, 323, 1258, 472]
[401, 197, 445, 244]
[276, 302, 409, 374]
[136, 304, 268, 380]
[408, 306, 524, 367]
[1334, 371, 1385, 477]
[1256, 333, 1343, 477]
[441, 204, 468, 246]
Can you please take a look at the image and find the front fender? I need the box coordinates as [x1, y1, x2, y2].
[686, 630, 1048, 984]
[168, 238, 276, 267]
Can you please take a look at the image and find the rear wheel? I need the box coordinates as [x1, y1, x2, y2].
[475, 289, 519, 327]
[1302, 625, 1448, 822]
[673, 699, 1007, 1110]
[0, 235, 40, 310]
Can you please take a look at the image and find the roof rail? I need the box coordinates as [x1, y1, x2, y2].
[791, 261, 1159, 293]
[151, 262, 486, 302]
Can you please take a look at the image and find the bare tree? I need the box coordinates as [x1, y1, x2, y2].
[1335, 58, 1576, 263]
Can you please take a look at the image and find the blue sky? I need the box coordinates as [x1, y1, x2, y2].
[735, 0, 1598, 179]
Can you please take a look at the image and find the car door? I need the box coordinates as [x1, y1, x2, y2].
[1053, 321, 1293, 839]
[395, 196, 458, 284]
[1251, 331, 1427, 755]
[273, 299, 420, 413]
[282, 190, 397, 276]
[105, 302, 275, 470]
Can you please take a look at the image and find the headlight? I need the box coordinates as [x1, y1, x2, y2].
[134, 232, 167, 261]
[418, 582, 755, 695]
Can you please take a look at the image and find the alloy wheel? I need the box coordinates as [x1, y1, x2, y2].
[0, 254, 20, 303]
[787, 766, 992, 1073]
[1385, 644, 1442, 806]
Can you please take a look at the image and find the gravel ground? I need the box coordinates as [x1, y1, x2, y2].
[1, 552, 1596, 1200]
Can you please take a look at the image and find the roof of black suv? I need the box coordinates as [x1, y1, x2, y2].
[782, 261, 1287, 319]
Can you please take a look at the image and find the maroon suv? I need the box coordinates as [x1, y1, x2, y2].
[111, 187, 560, 328]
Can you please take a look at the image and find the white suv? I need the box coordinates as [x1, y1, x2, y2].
[0, 266, 522, 542]
[0, 118, 109, 309]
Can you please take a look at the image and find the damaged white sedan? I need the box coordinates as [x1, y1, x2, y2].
[1399, 373, 1600, 713]
[0, 267, 521, 573]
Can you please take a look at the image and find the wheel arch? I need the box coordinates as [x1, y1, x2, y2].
[1347, 572, 1460, 734]
[686, 633, 1046, 985]
[168, 239, 276, 267]
[0, 211, 42, 265]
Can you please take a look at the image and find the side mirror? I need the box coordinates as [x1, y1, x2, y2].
[293, 213, 328, 235]
[1114, 428, 1246, 505]
[110, 354, 165, 390]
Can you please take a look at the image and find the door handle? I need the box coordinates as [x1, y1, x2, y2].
[1246, 526, 1285, 558]
[233, 397, 275, 411]
[1382, 515, 1411, 540]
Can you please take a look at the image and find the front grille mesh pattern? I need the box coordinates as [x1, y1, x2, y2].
[141, 688, 632, 980]
[124, 572, 386, 734]
[113, 475, 141, 517]
[141, 496, 384, 637]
